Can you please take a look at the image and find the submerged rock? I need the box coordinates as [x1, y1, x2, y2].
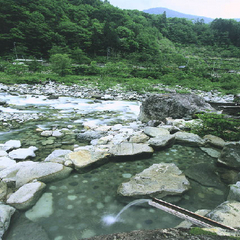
[7, 181, 46, 210]
[185, 163, 225, 188]
[25, 193, 53, 222]
[118, 163, 190, 198]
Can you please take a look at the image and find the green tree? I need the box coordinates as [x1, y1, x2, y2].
[50, 54, 72, 76]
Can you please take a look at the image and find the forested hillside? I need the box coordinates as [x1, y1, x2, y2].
[1, 0, 240, 62]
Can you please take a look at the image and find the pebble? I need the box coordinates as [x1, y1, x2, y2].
[122, 173, 132, 178]
[67, 195, 77, 201]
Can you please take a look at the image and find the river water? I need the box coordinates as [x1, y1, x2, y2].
[0, 93, 228, 240]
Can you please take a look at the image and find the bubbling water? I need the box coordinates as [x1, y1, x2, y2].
[101, 199, 150, 226]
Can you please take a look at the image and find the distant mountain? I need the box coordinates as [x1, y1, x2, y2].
[143, 7, 214, 24]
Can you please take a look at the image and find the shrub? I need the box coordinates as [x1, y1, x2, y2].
[50, 54, 72, 77]
[191, 113, 240, 141]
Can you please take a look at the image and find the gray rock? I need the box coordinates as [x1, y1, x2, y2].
[7, 181, 46, 210]
[174, 132, 206, 146]
[118, 163, 190, 198]
[218, 142, 240, 169]
[148, 135, 175, 149]
[139, 93, 213, 122]
[207, 201, 240, 229]
[144, 127, 170, 137]
[110, 142, 154, 159]
[228, 182, 240, 201]
[8, 146, 38, 160]
[0, 203, 15, 239]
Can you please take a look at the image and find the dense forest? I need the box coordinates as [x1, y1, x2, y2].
[1, 0, 240, 62]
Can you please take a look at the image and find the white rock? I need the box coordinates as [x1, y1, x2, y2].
[8, 146, 38, 160]
[0, 157, 17, 170]
[25, 193, 53, 221]
[3, 140, 21, 151]
[41, 130, 53, 137]
[7, 181, 46, 210]
[52, 130, 63, 137]
[0, 150, 8, 157]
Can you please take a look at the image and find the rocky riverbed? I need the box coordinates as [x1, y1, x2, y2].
[0, 82, 239, 240]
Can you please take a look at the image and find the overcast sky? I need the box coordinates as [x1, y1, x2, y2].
[109, 0, 240, 19]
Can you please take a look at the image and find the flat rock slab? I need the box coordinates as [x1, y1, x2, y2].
[118, 163, 190, 198]
[110, 143, 154, 159]
[44, 149, 72, 164]
[7, 181, 46, 210]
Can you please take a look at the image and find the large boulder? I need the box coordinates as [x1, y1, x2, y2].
[7, 181, 46, 210]
[139, 93, 213, 122]
[118, 163, 190, 198]
[218, 142, 240, 169]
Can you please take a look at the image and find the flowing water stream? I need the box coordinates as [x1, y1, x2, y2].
[0, 94, 229, 240]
